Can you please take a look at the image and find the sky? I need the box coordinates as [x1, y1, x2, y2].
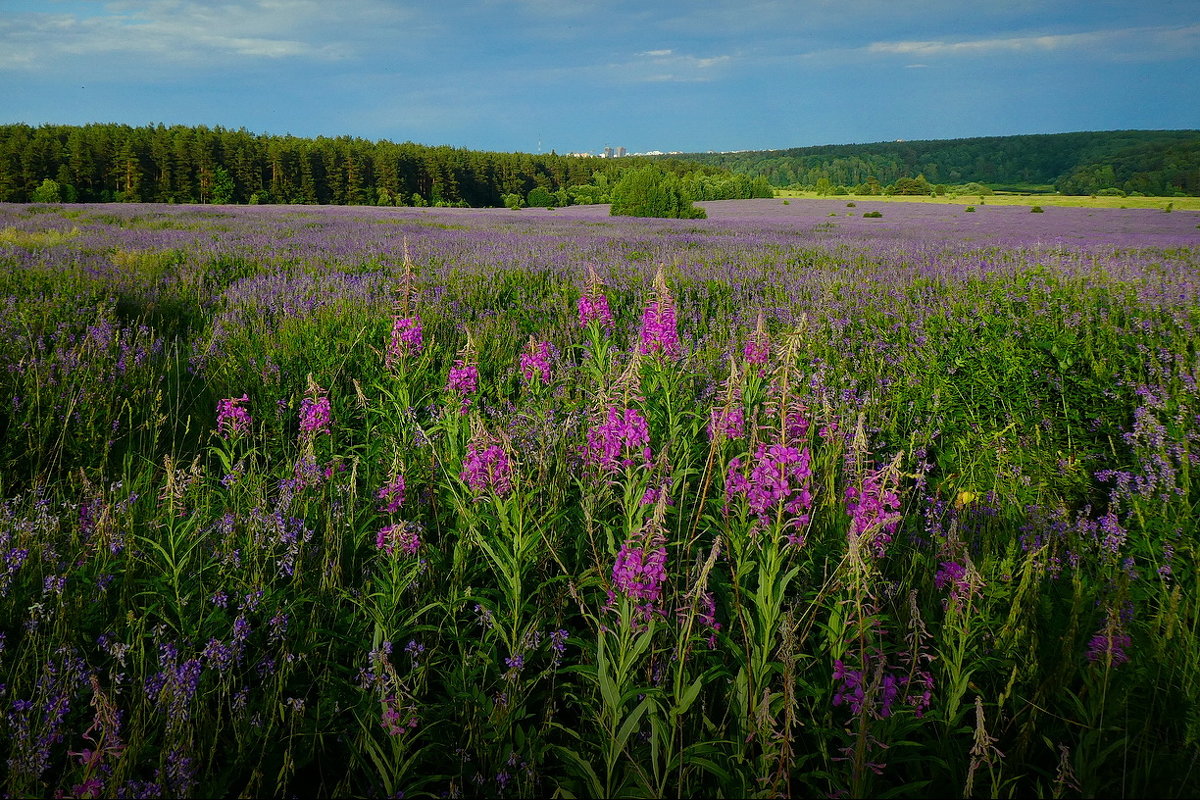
[2, 0, 1198, 155]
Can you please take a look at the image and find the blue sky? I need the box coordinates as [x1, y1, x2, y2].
[2, 1, 1197, 154]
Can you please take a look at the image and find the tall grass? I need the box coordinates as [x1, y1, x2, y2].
[1, 201, 1198, 797]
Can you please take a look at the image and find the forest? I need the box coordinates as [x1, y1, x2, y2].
[0, 123, 772, 208]
[666, 130, 1200, 196]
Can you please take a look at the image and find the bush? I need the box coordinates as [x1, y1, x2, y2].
[965, 206, 976, 212]
[526, 187, 556, 208]
[610, 165, 706, 219]
[846, 202, 856, 207]
[30, 178, 62, 204]
[1030, 206, 1045, 213]
[863, 210, 883, 218]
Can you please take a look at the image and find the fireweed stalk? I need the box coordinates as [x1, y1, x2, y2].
[578, 264, 616, 383]
[445, 335, 479, 415]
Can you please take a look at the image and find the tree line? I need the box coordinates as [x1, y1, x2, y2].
[664, 130, 1200, 196]
[0, 123, 758, 208]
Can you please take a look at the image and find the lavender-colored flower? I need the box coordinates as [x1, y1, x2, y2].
[461, 443, 512, 498]
[216, 394, 252, 438]
[584, 406, 652, 475]
[386, 315, 423, 368]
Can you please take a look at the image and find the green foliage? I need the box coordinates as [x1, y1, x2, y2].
[501, 192, 525, 210]
[30, 178, 62, 203]
[660, 130, 1200, 197]
[1030, 205, 1045, 213]
[862, 210, 883, 218]
[526, 186, 556, 208]
[609, 165, 706, 219]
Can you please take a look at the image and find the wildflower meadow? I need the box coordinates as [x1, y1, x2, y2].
[2, 198, 1199, 798]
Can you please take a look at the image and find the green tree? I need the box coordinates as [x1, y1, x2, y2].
[526, 186, 556, 207]
[30, 178, 62, 203]
[211, 166, 236, 204]
[609, 165, 706, 219]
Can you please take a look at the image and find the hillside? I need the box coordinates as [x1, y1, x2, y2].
[664, 130, 1200, 196]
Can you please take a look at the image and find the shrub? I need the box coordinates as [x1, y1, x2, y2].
[1030, 206, 1045, 213]
[965, 206, 976, 212]
[847, 202, 856, 207]
[610, 165, 706, 219]
[526, 186, 556, 208]
[863, 210, 883, 218]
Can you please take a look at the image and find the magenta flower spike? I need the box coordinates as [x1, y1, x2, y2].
[216, 394, 252, 439]
[637, 267, 680, 358]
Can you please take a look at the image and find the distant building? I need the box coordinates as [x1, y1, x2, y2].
[616, 146, 626, 157]
[603, 146, 614, 158]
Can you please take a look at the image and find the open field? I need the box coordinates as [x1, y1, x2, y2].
[1, 199, 1199, 798]
[774, 190, 1200, 212]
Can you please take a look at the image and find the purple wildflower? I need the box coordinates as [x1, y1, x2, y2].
[724, 442, 814, 539]
[584, 406, 653, 475]
[462, 443, 512, 498]
[216, 395, 252, 438]
[578, 265, 615, 331]
[637, 269, 680, 358]
[377, 473, 406, 514]
[611, 540, 668, 605]
[519, 337, 553, 385]
[447, 359, 477, 395]
[578, 292, 614, 330]
[377, 523, 421, 556]
[846, 463, 902, 558]
[386, 315, 423, 368]
[299, 382, 331, 436]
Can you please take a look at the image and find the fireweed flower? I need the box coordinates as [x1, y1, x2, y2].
[519, 337, 553, 385]
[724, 442, 814, 542]
[446, 338, 479, 412]
[376, 473, 406, 514]
[637, 268, 680, 358]
[385, 315, 423, 368]
[609, 534, 669, 630]
[579, 292, 614, 330]
[578, 264, 615, 331]
[376, 522, 421, 556]
[585, 406, 652, 475]
[462, 442, 512, 498]
[743, 312, 770, 367]
[708, 404, 746, 441]
[299, 380, 332, 437]
[846, 460, 903, 558]
[1087, 613, 1132, 667]
[216, 395, 252, 438]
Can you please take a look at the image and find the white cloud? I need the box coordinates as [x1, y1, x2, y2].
[862, 24, 1200, 61]
[622, 48, 732, 82]
[0, 0, 428, 72]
